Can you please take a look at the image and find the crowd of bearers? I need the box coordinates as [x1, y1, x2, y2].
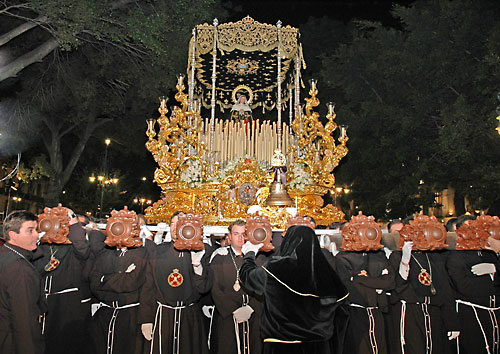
[3, 208, 500, 354]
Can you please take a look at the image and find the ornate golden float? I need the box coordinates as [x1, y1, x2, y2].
[144, 17, 348, 227]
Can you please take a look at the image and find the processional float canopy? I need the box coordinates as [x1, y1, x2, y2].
[38, 204, 72, 244]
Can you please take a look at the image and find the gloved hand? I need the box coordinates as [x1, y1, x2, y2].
[141, 323, 153, 341]
[320, 235, 331, 249]
[233, 305, 254, 323]
[191, 249, 205, 264]
[191, 249, 206, 275]
[447, 331, 460, 340]
[383, 247, 392, 259]
[401, 241, 413, 266]
[242, 241, 263, 255]
[330, 241, 339, 256]
[209, 247, 229, 262]
[67, 208, 78, 225]
[471, 263, 497, 276]
[125, 263, 136, 273]
[140, 225, 153, 240]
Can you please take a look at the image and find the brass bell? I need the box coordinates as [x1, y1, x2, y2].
[264, 181, 294, 206]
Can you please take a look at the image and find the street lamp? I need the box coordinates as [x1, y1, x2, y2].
[134, 197, 152, 213]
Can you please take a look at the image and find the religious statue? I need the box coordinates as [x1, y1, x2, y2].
[231, 94, 252, 121]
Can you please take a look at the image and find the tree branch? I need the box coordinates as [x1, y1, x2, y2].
[0, 37, 59, 81]
[0, 15, 47, 46]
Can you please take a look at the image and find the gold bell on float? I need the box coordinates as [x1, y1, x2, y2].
[264, 150, 294, 207]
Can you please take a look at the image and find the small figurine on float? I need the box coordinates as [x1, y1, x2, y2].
[231, 94, 253, 122]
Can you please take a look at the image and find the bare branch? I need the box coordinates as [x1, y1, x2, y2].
[0, 2, 31, 16]
[0, 15, 47, 46]
[0, 37, 59, 81]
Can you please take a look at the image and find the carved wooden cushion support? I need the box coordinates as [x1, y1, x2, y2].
[105, 207, 142, 248]
[341, 212, 383, 251]
[38, 204, 71, 244]
[246, 215, 274, 252]
[398, 214, 448, 251]
[456, 214, 500, 250]
[173, 213, 204, 251]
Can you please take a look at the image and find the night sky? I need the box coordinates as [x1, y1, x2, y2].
[224, 0, 416, 27]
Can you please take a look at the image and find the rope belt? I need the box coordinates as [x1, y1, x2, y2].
[349, 304, 379, 354]
[233, 295, 251, 354]
[97, 301, 140, 354]
[150, 301, 194, 354]
[400, 297, 433, 354]
[456, 299, 500, 354]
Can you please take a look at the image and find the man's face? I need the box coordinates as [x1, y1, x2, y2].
[170, 215, 179, 241]
[390, 222, 404, 233]
[9, 220, 39, 251]
[228, 225, 246, 251]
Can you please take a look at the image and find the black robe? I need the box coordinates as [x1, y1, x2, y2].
[0, 243, 46, 354]
[389, 250, 459, 354]
[240, 226, 349, 354]
[209, 247, 263, 354]
[89, 246, 148, 354]
[446, 250, 500, 354]
[34, 223, 91, 354]
[335, 251, 395, 354]
[138, 242, 210, 354]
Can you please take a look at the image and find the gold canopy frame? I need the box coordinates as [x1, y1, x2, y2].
[144, 17, 348, 227]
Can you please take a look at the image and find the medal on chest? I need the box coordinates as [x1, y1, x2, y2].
[413, 254, 437, 295]
[418, 268, 432, 286]
[44, 247, 60, 272]
[233, 279, 241, 291]
[168, 268, 184, 287]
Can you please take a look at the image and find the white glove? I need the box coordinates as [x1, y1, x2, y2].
[242, 241, 263, 255]
[140, 225, 153, 239]
[154, 222, 168, 244]
[330, 241, 339, 256]
[471, 263, 496, 276]
[401, 241, 413, 265]
[191, 249, 205, 264]
[448, 331, 460, 340]
[383, 247, 392, 259]
[191, 249, 205, 275]
[209, 246, 229, 263]
[141, 323, 153, 341]
[125, 263, 136, 273]
[320, 235, 331, 249]
[233, 305, 254, 323]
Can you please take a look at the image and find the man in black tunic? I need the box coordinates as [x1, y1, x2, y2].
[138, 211, 210, 354]
[34, 209, 91, 354]
[89, 217, 148, 354]
[0, 210, 46, 354]
[208, 220, 263, 354]
[446, 218, 500, 354]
